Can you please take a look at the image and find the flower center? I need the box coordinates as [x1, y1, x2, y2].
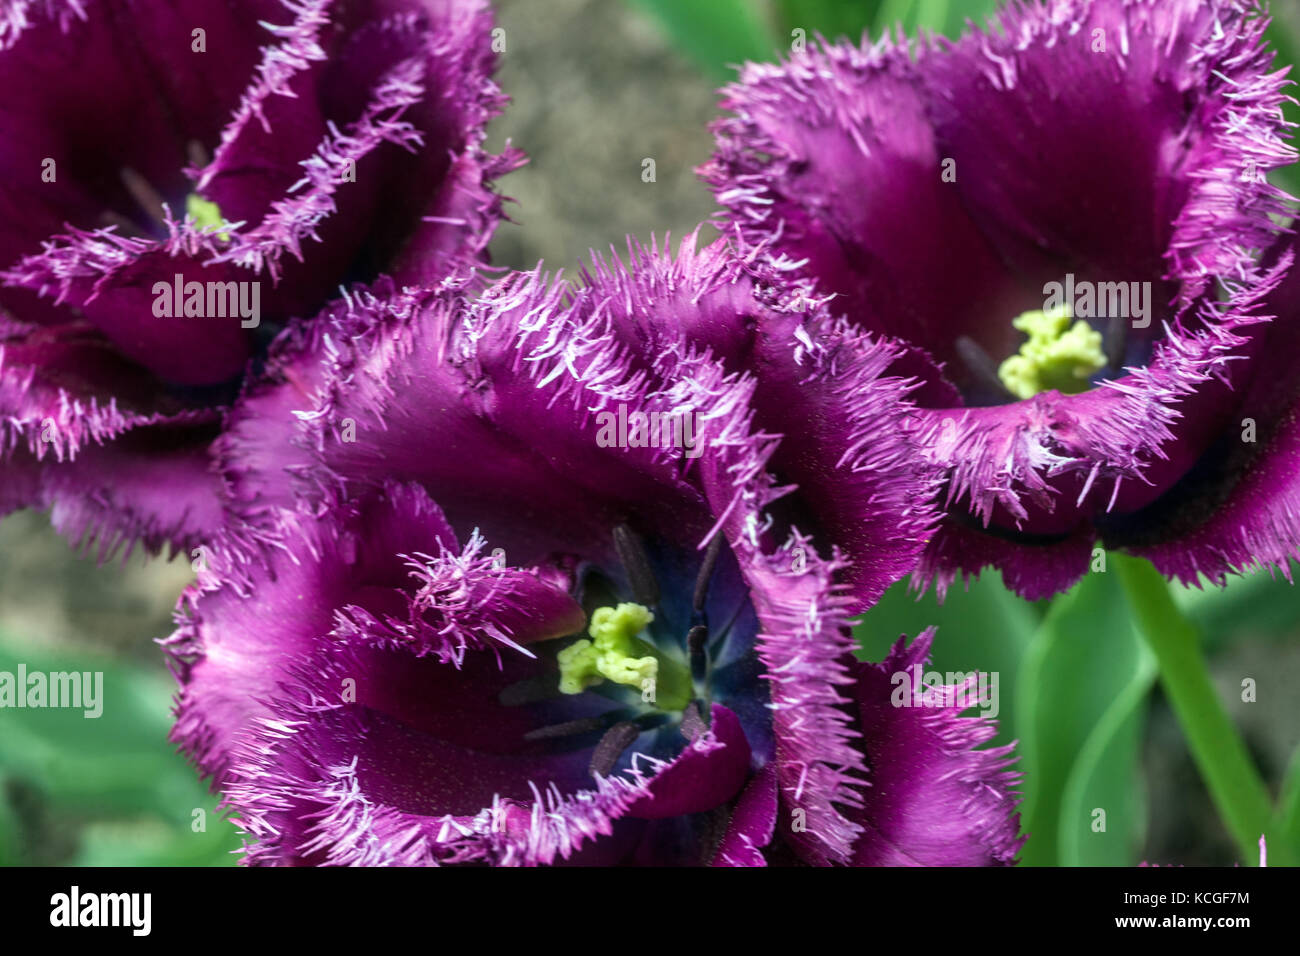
[185, 193, 230, 240]
[104, 141, 227, 241]
[996, 305, 1107, 399]
[507, 526, 745, 779]
[557, 602, 693, 712]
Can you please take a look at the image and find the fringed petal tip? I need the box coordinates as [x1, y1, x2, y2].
[0, 408, 228, 564]
[166, 479, 466, 783]
[0, 0, 85, 50]
[686, 356, 870, 864]
[911, 517, 1096, 603]
[751, 534, 869, 865]
[223, 638, 758, 865]
[331, 528, 587, 668]
[199, 0, 524, 286]
[573, 231, 941, 610]
[222, 664, 660, 867]
[1113, 388, 1300, 588]
[848, 629, 1025, 866]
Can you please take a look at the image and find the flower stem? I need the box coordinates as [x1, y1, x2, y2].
[1112, 553, 1279, 866]
[1274, 748, 1300, 858]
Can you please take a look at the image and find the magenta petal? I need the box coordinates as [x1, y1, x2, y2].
[847, 630, 1023, 866]
[702, 41, 1023, 373]
[37, 418, 225, 561]
[711, 762, 778, 867]
[171, 481, 466, 782]
[915, 517, 1096, 603]
[574, 235, 939, 610]
[625, 704, 750, 819]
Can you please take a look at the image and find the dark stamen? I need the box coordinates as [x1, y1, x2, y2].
[187, 139, 211, 171]
[613, 524, 659, 607]
[119, 167, 168, 228]
[680, 700, 708, 740]
[697, 805, 731, 865]
[687, 624, 708, 681]
[955, 335, 1018, 403]
[523, 711, 626, 741]
[589, 721, 642, 777]
[693, 533, 723, 613]
[1105, 313, 1127, 371]
[498, 675, 564, 708]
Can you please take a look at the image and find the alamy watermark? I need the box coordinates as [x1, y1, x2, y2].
[50, 886, 150, 936]
[1043, 273, 1151, 329]
[890, 667, 1000, 719]
[595, 403, 702, 459]
[0, 664, 103, 718]
[151, 273, 260, 328]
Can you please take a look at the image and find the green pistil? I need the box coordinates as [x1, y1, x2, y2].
[186, 193, 230, 240]
[557, 602, 691, 711]
[997, 306, 1106, 399]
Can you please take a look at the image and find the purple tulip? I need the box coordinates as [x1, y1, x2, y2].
[702, 0, 1299, 597]
[169, 239, 1023, 865]
[0, 0, 519, 557]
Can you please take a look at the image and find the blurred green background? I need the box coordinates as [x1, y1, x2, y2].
[2, 0, 1298, 866]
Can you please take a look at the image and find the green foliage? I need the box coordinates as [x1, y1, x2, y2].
[624, 0, 779, 81]
[1016, 572, 1156, 866]
[1173, 564, 1300, 652]
[774, 0, 999, 43]
[0, 638, 240, 866]
[1265, 16, 1300, 201]
[855, 573, 1036, 751]
[625, 0, 1001, 84]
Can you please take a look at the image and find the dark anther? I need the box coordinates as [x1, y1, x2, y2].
[589, 721, 642, 777]
[687, 624, 708, 682]
[187, 139, 211, 170]
[613, 524, 659, 607]
[1105, 313, 1127, 371]
[680, 700, 709, 741]
[498, 675, 564, 707]
[955, 335, 1018, 403]
[119, 167, 168, 228]
[693, 533, 724, 613]
[523, 712, 626, 742]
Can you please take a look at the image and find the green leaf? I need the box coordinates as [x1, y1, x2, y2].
[0, 637, 241, 865]
[1274, 747, 1300, 863]
[71, 806, 240, 867]
[1016, 571, 1155, 866]
[875, 0, 998, 38]
[625, 0, 780, 80]
[854, 573, 1037, 751]
[0, 776, 18, 867]
[773, 0, 999, 43]
[775, 0, 875, 42]
[1057, 655, 1156, 865]
[1172, 563, 1300, 653]
[1264, 15, 1300, 200]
